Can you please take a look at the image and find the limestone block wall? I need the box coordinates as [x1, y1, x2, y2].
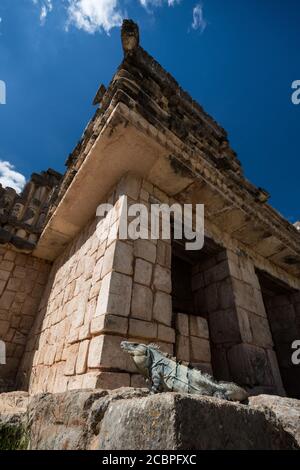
[86, 175, 175, 390]
[18, 213, 105, 393]
[187, 248, 284, 395]
[225, 252, 284, 394]
[175, 313, 212, 374]
[19, 174, 175, 393]
[0, 246, 50, 391]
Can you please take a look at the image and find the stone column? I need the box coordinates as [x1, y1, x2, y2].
[201, 249, 285, 395]
[263, 291, 300, 398]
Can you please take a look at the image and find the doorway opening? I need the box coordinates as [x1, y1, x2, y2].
[171, 237, 225, 376]
[257, 270, 300, 398]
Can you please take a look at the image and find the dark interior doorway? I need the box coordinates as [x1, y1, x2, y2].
[171, 236, 226, 375]
[257, 270, 300, 399]
[171, 236, 223, 318]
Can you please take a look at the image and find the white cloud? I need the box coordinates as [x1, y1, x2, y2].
[66, 0, 123, 34]
[192, 3, 207, 32]
[139, 0, 181, 7]
[0, 161, 26, 193]
[31, 0, 184, 35]
[32, 0, 53, 25]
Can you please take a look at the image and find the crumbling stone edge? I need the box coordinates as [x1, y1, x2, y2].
[0, 388, 299, 450]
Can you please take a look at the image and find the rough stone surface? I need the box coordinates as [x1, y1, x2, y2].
[1, 389, 299, 450]
[249, 394, 300, 447]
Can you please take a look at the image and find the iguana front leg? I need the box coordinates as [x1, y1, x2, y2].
[149, 367, 162, 394]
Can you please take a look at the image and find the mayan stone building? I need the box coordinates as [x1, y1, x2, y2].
[0, 20, 299, 399]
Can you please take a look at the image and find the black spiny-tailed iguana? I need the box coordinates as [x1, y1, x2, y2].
[121, 341, 249, 403]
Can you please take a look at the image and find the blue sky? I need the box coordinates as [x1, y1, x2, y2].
[0, 0, 299, 222]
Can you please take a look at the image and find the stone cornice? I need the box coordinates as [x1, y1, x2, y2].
[36, 20, 299, 276]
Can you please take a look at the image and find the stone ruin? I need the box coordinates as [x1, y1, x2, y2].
[0, 20, 299, 400]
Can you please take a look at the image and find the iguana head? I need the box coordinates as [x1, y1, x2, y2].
[121, 341, 152, 377]
[121, 341, 148, 356]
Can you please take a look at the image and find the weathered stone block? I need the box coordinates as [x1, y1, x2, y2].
[129, 319, 157, 340]
[152, 265, 172, 294]
[92, 258, 103, 285]
[76, 340, 89, 375]
[236, 307, 252, 343]
[153, 292, 172, 326]
[101, 242, 115, 278]
[156, 341, 174, 356]
[0, 270, 10, 282]
[156, 240, 171, 268]
[113, 241, 134, 276]
[218, 278, 235, 310]
[190, 336, 211, 363]
[227, 344, 274, 388]
[176, 313, 189, 337]
[0, 291, 15, 310]
[98, 393, 299, 450]
[64, 343, 79, 376]
[134, 258, 152, 286]
[72, 293, 88, 329]
[96, 272, 132, 317]
[0, 260, 14, 272]
[131, 283, 153, 321]
[266, 349, 286, 396]
[68, 375, 83, 391]
[88, 335, 103, 369]
[204, 283, 219, 312]
[157, 325, 175, 344]
[96, 372, 130, 390]
[176, 335, 190, 362]
[88, 334, 135, 372]
[134, 239, 156, 264]
[117, 173, 141, 201]
[13, 266, 26, 279]
[239, 256, 259, 287]
[6, 277, 23, 292]
[249, 313, 273, 348]
[81, 372, 101, 389]
[232, 278, 256, 313]
[253, 288, 267, 318]
[20, 390, 300, 450]
[140, 188, 149, 202]
[209, 309, 241, 344]
[204, 261, 229, 286]
[0, 319, 9, 336]
[189, 316, 209, 339]
[227, 255, 242, 280]
[90, 314, 128, 336]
